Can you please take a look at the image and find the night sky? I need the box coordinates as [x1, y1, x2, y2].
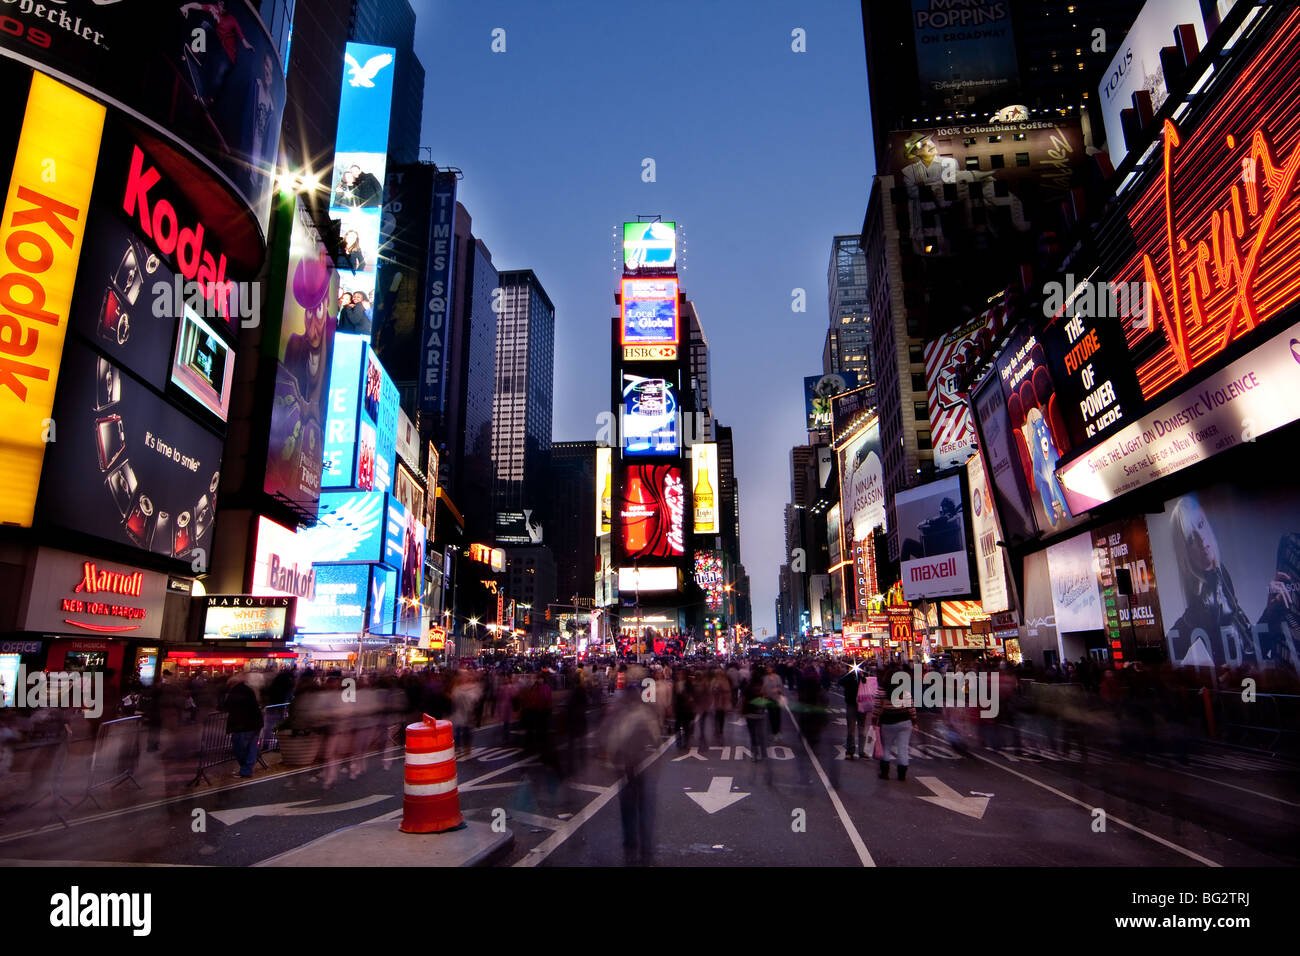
[414, 0, 873, 637]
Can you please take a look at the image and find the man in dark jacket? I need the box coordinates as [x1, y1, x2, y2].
[223, 673, 263, 778]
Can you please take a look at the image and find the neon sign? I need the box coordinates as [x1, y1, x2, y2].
[1117, 12, 1300, 399]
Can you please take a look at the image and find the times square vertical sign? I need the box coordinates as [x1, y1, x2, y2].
[419, 173, 458, 415]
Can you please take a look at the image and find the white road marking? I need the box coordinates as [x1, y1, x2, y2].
[684, 777, 750, 814]
[514, 735, 677, 868]
[914, 727, 1222, 867]
[915, 777, 991, 819]
[783, 701, 875, 867]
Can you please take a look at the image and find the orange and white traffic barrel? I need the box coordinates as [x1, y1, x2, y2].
[399, 715, 463, 833]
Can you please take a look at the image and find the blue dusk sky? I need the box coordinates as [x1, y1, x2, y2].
[414, 0, 874, 637]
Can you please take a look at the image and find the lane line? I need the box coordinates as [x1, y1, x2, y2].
[514, 735, 676, 868]
[913, 727, 1222, 867]
[783, 701, 875, 867]
[566, 782, 610, 794]
[1006, 725, 1300, 807]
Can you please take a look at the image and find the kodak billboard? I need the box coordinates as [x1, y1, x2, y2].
[0, 73, 104, 526]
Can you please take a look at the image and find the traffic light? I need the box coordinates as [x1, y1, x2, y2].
[545, 607, 551, 621]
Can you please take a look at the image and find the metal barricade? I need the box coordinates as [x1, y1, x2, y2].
[70, 715, 143, 810]
[1204, 689, 1299, 755]
[189, 709, 272, 786]
[260, 703, 289, 754]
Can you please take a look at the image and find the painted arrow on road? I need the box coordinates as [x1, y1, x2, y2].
[685, 777, 750, 814]
[916, 777, 991, 820]
[210, 794, 393, 826]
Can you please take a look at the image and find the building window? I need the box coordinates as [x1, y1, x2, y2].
[917, 431, 932, 450]
[965, 156, 981, 170]
[1014, 133, 1027, 141]
[914, 401, 929, 420]
[908, 344, 924, 364]
[987, 135, 1002, 144]
[910, 373, 926, 393]
[990, 153, 1005, 169]
[1016, 152, 1031, 167]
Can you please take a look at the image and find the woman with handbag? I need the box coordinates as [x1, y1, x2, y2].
[873, 664, 917, 780]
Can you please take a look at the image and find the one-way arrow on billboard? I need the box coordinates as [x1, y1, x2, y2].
[916, 777, 991, 819]
[210, 794, 393, 826]
[685, 776, 750, 814]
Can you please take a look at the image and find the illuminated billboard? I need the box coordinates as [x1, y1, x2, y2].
[299, 491, 387, 564]
[252, 516, 316, 601]
[0, 74, 104, 527]
[690, 443, 718, 534]
[838, 419, 885, 543]
[896, 475, 971, 601]
[911, 0, 1018, 111]
[329, 42, 396, 312]
[622, 373, 678, 456]
[1106, 15, 1300, 402]
[620, 278, 679, 345]
[296, 564, 369, 634]
[369, 565, 399, 636]
[597, 446, 612, 535]
[203, 596, 293, 642]
[805, 373, 858, 431]
[622, 221, 676, 272]
[923, 303, 1007, 470]
[264, 198, 337, 515]
[38, 347, 224, 561]
[1097, 0, 1207, 168]
[619, 464, 685, 561]
[418, 172, 458, 415]
[171, 306, 236, 422]
[966, 451, 1010, 613]
[0, 1, 286, 227]
[618, 566, 680, 592]
[694, 550, 725, 611]
[322, 334, 364, 488]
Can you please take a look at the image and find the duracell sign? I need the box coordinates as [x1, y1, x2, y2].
[21, 546, 168, 639]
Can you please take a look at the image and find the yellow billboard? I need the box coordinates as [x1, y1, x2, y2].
[596, 446, 612, 535]
[0, 73, 105, 525]
[691, 443, 718, 534]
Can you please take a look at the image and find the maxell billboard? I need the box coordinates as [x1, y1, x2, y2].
[896, 475, 972, 601]
[419, 172, 458, 415]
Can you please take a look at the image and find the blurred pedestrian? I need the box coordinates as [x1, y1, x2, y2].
[223, 672, 263, 778]
[601, 668, 660, 865]
[874, 665, 917, 780]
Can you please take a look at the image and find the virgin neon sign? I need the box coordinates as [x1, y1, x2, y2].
[1117, 11, 1300, 399]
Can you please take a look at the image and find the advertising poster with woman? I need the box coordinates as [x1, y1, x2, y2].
[1148, 480, 1300, 680]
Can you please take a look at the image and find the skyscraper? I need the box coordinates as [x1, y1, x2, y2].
[349, 0, 425, 164]
[827, 235, 873, 382]
[684, 299, 713, 441]
[550, 441, 598, 609]
[491, 270, 556, 542]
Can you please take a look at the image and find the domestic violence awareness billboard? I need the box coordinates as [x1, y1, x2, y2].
[265, 199, 337, 515]
[994, 328, 1080, 534]
[0, 73, 103, 527]
[1055, 320, 1300, 514]
[924, 302, 1009, 469]
[911, 0, 1018, 111]
[619, 464, 685, 562]
[0, 2, 286, 228]
[1106, 12, 1300, 402]
[896, 474, 971, 601]
[1148, 478, 1300, 677]
[38, 346, 223, 562]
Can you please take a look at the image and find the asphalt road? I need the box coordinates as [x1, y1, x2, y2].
[0, 698, 1295, 868]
